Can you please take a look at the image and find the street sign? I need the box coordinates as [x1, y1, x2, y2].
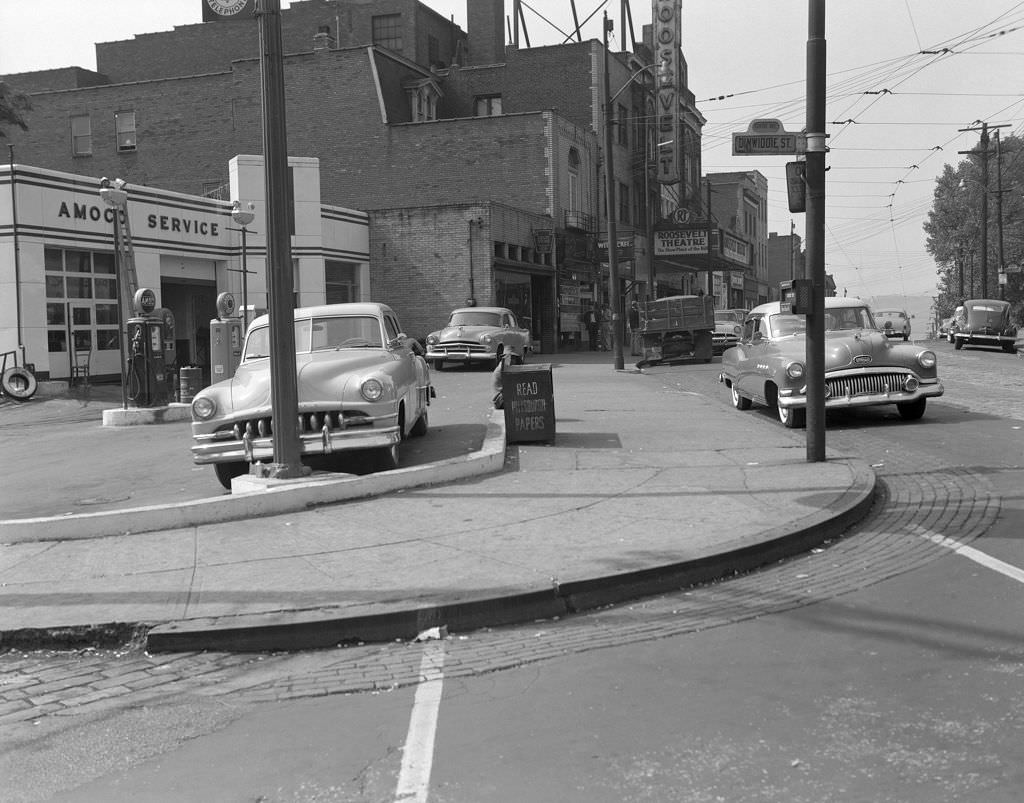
[732, 118, 806, 156]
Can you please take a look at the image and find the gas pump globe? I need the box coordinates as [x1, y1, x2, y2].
[210, 292, 243, 381]
[125, 287, 169, 407]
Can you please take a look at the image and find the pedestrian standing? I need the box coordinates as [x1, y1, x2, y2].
[584, 305, 599, 351]
[599, 303, 612, 351]
[628, 301, 641, 356]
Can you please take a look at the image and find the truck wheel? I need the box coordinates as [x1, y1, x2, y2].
[214, 462, 249, 489]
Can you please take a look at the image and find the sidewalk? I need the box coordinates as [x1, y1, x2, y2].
[0, 355, 875, 652]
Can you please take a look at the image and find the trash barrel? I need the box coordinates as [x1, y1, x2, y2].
[501, 363, 555, 443]
[179, 366, 202, 404]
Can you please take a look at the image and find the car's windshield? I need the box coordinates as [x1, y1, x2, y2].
[243, 315, 384, 360]
[449, 311, 502, 327]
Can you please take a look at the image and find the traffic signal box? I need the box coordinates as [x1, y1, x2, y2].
[780, 279, 813, 315]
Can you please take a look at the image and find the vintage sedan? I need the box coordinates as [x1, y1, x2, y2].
[425, 306, 532, 369]
[719, 298, 943, 428]
[191, 302, 434, 488]
[874, 308, 912, 341]
[952, 298, 1018, 353]
[712, 308, 746, 354]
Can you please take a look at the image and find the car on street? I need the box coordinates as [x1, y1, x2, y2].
[190, 302, 434, 488]
[719, 297, 943, 428]
[874, 308, 912, 340]
[712, 308, 746, 354]
[951, 298, 1018, 352]
[425, 306, 532, 369]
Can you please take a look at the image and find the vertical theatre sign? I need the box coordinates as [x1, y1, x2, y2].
[654, 0, 681, 185]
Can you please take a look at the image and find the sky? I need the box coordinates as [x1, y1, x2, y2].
[3, 0, 1023, 310]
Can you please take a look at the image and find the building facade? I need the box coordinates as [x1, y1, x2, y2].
[2, 0, 710, 355]
[0, 156, 369, 383]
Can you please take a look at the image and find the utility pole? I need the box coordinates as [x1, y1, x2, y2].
[996, 130, 1006, 300]
[602, 11, 624, 370]
[959, 121, 1008, 300]
[258, 0, 304, 478]
[804, 0, 827, 462]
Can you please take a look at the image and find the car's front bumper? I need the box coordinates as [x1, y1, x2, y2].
[192, 426, 401, 464]
[777, 373, 944, 410]
[426, 345, 496, 363]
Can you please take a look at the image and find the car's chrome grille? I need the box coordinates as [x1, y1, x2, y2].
[214, 409, 370, 438]
[435, 341, 488, 353]
[825, 372, 907, 398]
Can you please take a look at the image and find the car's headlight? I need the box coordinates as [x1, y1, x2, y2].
[192, 396, 217, 420]
[360, 378, 385, 402]
[785, 362, 805, 380]
[481, 334, 493, 344]
[917, 350, 936, 369]
[426, 334, 438, 345]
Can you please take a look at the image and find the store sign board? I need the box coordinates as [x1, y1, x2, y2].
[654, 228, 708, 256]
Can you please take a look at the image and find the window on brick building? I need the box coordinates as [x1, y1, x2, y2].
[406, 84, 438, 122]
[475, 95, 502, 116]
[618, 182, 630, 224]
[617, 104, 628, 147]
[372, 14, 402, 53]
[70, 115, 92, 156]
[568, 148, 580, 212]
[114, 111, 136, 152]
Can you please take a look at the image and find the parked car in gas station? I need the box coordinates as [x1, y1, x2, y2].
[190, 302, 434, 488]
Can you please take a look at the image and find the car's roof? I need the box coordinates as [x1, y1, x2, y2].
[874, 309, 907, 314]
[449, 306, 512, 315]
[749, 297, 868, 316]
[964, 298, 1009, 307]
[248, 302, 394, 329]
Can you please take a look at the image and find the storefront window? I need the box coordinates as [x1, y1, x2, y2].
[44, 247, 118, 360]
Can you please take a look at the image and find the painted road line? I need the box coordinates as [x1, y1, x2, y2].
[918, 529, 1024, 585]
[395, 641, 446, 803]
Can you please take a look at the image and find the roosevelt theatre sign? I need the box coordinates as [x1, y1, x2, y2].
[654, 0, 682, 185]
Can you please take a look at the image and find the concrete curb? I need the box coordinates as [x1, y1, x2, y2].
[144, 459, 876, 652]
[0, 410, 508, 544]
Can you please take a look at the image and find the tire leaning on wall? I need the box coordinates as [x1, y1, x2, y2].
[1, 366, 38, 400]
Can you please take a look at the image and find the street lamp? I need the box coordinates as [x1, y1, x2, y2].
[99, 176, 129, 409]
[229, 201, 257, 329]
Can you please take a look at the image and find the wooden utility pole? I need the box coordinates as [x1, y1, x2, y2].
[805, 0, 827, 462]
[959, 122, 1009, 300]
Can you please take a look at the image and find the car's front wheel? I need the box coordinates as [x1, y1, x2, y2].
[897, 398, 927, 420]
[778, 404, 806, 429]
[375, 442, 400, 471]
[731, 385, 752, 410]
[954, 337, 964, 350]
[411, 408, 428, 437]
[214, 461, 249, 490]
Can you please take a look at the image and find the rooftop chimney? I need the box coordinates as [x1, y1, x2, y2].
[466, 0, 504, 65]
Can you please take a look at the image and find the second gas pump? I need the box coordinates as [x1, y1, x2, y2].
[126, 287, 175, 407]
[210, 292, 244, 380]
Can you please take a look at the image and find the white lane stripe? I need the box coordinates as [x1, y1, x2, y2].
[919, 530, 1024, 584]
[395, 641, 446, 803]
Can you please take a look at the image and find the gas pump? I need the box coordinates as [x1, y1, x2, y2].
[125, 287, 169, 407]
[210, 292, 243, 380]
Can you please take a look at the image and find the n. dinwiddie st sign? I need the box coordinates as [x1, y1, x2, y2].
[732, 118, 806, 156]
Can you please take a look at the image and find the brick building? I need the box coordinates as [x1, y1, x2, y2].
[3, 0, 712, 353]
